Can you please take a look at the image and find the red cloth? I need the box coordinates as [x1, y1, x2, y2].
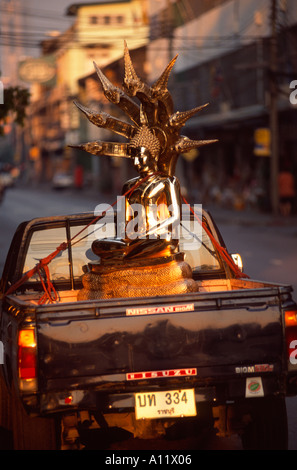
[278, 171, 296, 198]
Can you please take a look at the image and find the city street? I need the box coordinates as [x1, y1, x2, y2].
[1, 184, 297, 450]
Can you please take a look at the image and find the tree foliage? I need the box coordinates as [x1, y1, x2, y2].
[0, 86, 31, 135]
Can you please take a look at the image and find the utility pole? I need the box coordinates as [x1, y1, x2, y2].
[269, 0, 279, 215]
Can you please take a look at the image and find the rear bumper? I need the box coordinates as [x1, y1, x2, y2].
[21, 373, 284, 416]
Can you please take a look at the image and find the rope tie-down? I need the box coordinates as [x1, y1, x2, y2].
[4, 241, 68, 303]
[182, 196, 249, 280]
[4, 178, 248, 304]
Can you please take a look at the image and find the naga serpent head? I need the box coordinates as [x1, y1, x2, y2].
[71, 41, 217, 176]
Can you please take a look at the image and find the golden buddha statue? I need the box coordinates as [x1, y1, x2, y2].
[73, 42, 217, 299]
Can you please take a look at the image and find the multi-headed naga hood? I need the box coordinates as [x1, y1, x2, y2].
[72, 41, 217, 176]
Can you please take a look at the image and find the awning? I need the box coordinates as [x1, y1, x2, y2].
[186, 104, 268, 130]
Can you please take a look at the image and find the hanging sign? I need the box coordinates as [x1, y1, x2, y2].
[182, 149, 199, 162]
[18, 56, 56, 86]
[254, 128, 271, 157]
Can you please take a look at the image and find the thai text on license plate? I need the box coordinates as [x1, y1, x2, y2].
[135, 389, 196, 420]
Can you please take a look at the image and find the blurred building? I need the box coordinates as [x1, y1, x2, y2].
[147, 0, 297, 211]
[0, 0, 25, 85]
[0, 0, 28, 166]
[26, 0, 149, 187]
[24, 0, 297, 210]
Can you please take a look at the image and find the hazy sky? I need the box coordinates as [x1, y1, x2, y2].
[0, 0, 94, 77]
[23, 0, 78, 40]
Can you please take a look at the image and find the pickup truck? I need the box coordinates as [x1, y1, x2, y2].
[0, 208, 297, 450]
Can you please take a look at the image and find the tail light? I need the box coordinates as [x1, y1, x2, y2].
[18, 329, 37, 391]
[285, 308, 297, 369]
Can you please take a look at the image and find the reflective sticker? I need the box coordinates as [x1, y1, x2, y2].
[245, 377, 264, 398]
[127, 368, 197, 381]
[255, 364, 274, 373]
[126, 303, 194, 316]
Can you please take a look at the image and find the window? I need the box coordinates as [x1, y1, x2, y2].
[89, 16, 98, 25]
[23, 226, 70, 282]
[179, 221, 221, 273]
[21, 212, 222, 290]
[88, 15, 125, 26]
[22, 222, 99, 284]
[22, 217, 115, 286]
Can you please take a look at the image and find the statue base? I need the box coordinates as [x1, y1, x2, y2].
[77, 254, 198, 300]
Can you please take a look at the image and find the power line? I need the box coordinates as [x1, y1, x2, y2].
[0, 4, 71, 22]
[0, 27, 274, 49]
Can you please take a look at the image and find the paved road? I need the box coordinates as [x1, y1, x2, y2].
[1, 184, 297, 450]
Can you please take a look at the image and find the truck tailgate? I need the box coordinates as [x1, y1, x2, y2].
[36, 288, 284, 391]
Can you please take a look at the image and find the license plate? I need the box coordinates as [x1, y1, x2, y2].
[135, 389, 196, 420]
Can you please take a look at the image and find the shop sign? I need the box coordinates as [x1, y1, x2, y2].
[182, 148, 199, 162]
[254, 128, 271, 157]
[18, 56, 56, 86]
